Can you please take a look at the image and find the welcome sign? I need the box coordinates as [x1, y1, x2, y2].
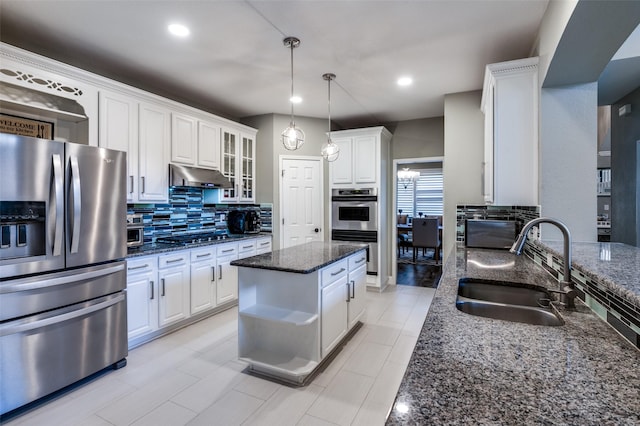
[0, 113, 53, 139]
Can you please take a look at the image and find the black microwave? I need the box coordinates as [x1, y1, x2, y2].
[227, 210, 261, 234]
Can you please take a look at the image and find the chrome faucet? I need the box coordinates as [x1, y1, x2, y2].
[510, 217, 577, 308]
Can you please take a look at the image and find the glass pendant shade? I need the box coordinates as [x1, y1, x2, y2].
[322, 72, 340, 162]
[281, 123, 305, 151]
[282, 37, 304, 150]
[321, 138, 339, 162]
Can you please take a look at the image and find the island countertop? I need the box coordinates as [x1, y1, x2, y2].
[230, 241, 367, 274]
[386, 244, 640, 425]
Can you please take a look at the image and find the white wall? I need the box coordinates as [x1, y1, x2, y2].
[539, 83, 598, 242]
[443, 90, 485, 261]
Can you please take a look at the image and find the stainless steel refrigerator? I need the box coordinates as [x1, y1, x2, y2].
[0, 134, 128, 415]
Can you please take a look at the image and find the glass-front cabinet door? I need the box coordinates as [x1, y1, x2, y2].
[221, 128, 237, 201]
[240, 133, 254, 202]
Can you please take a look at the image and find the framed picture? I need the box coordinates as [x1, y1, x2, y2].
[0, 113, 54, 139]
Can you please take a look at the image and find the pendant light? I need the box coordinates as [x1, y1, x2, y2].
[281, 36, 305, 150]
[320, 73, 340, 162]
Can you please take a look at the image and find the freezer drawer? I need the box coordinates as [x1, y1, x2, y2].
[0, 261, 126, 321]
[0, 292, 128, 415]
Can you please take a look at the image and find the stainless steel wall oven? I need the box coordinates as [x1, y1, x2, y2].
[331, 188, 378, 274]
[0, 134, 128, 416]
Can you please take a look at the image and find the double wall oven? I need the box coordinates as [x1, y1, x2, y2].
[0, 134, 128, 416]
[331, 188, 378, 274]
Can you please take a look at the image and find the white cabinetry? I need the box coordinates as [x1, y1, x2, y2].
[255, 236, 272, 254]
[171, 113, 221, 170]
[329, 127, 391, 188]
[481, 57, 538, 206]
[237, 249, 366, 384]
[99, 91, 169, 203]
[216, 242, 239, 305]
[190, 246, 217, 315]
[157, 251, 190, 327]
[171, 113, 197, 165]
[219, 128, 256, 203]
[126, 256, 159, 340]
[320, 259, 349, 357]
[347, 252, 367, 328]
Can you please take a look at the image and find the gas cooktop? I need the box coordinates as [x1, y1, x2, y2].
[156, 232, 244, 245]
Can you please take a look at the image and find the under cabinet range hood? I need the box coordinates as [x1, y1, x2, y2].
[169, 164, 232, 188]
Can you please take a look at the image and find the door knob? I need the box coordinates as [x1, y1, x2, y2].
[314, 228, 320, 233]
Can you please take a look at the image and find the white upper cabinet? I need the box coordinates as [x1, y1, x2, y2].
[218, 127, 256, 203]
[198, 120, 221, 170]
[329, 127, 391, 188]
[171, 113, 197, 165]
[98, 90, 138, 202]
[138, 102, 170, 202]
[171, 113, 222, 170]
[99, 91, 168, 203]
[481, 57, 539, 206]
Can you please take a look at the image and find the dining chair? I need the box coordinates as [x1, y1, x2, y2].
[411, 217, 441, 263]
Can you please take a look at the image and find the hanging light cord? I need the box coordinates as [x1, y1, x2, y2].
[289, 41, 295, 124]
[327, 75, 332, 139]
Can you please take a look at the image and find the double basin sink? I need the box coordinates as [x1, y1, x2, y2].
[456, 278, 564, 326]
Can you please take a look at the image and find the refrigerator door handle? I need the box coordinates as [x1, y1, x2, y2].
[0, 293, 125, 337]
[0, 263, 125, 293]
[51, 154, 64, 257]
[69, 156, 82, 253]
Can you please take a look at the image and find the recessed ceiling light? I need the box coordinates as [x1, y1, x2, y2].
[397, 76, 413, 87]
[290, 95, 302, 104]
[168, 23, 190, 38]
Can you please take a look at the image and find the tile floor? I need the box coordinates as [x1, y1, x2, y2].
[5, 285, 436, 426]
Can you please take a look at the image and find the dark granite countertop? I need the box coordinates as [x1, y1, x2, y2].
[387, 244, 640, 425]
[539, 240, 640, 306]
[126, 233, 271, 258]
[230, 241, 367, 274]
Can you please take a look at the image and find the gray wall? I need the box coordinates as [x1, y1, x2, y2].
[539, 83, 598, 243]
[443, 90, 485, 261]
[611, 86, 640, 246]
[389, 117, 444, 160]
[242, 113, 331, 250]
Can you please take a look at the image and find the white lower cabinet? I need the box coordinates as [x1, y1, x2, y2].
[157, 252, 190, 328]
[238, 249, 366, 384]
[190, 247, 217, 315]
[126, 255, 159, 340]
[256, 236, 272, 254]
[216, 243, 239, 305]
[321, 264, 349, 357]
[126, 237, 269, 346]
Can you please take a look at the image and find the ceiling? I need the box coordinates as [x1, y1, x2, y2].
[4, 0, 624, 129]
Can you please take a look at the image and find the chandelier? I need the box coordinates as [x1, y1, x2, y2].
[398, 168, 420, 188]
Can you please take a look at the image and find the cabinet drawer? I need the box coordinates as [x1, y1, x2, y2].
[127, 256, 157, 275]
[256, 237, 272, 252]
[321, 259, 348, 288]
[191, 247, 215, 263]
[348, 251, 367, 271]
[216, 243, 238, 258]
[158, 251, 189, 269]
[238, 240, 257, 253]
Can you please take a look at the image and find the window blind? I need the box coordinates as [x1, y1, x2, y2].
[396, 168, 443, 217]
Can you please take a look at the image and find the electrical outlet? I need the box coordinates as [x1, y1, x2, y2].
[546, 253, 553, 266]
[604, 204, 609, 211]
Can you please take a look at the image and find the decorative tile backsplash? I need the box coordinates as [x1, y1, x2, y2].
[456, 205, 540, 242]
[128, 187, 270, 243]
[524, 242, 640, 349]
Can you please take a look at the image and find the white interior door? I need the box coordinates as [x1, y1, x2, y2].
[281, 157, 323, 248]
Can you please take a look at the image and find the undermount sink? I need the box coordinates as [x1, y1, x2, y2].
[456, 278, 565, 326]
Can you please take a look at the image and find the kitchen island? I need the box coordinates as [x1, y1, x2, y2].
[387, 244, 640, 425]
[231, 241, 367, 385]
